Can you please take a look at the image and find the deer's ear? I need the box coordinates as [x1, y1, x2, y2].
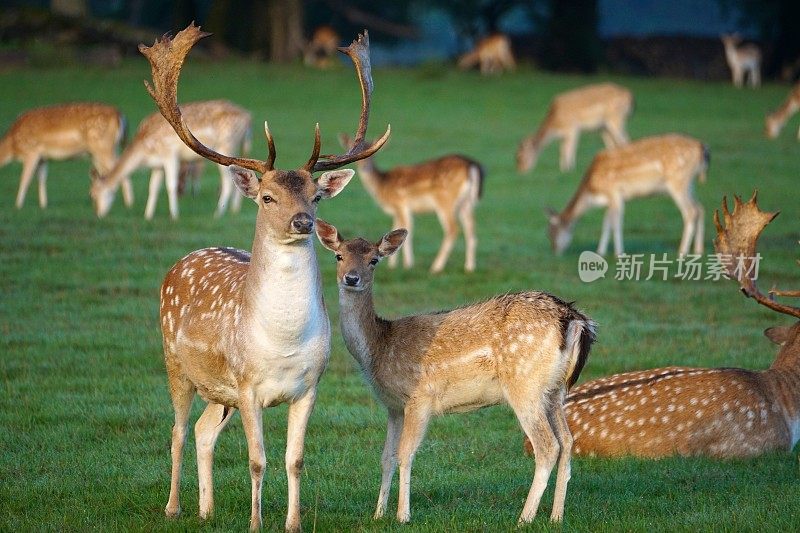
[543, 207, 559, 224]
[229, 165, 260, 199]
[377, 229, 407, 257]
[764, 326, 791, 345]
[338, 133, 352, 150]
[317, 169, 354, 199]
[315, 219, 341, 251]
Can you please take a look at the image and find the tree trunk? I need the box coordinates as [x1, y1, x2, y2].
[542, 0, 599, 73]
[268, 0, 304, 63]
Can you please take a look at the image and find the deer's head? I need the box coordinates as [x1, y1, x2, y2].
[138, 24, 389, 240]
[764, 114, 781, 139]
[315, 220, 406, 291]
[89, 169, 115, 217]
[516, 138, 538, 174]
[544, 207, 572, 255]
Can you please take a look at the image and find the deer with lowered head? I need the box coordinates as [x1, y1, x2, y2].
[315, 219, 596, 524]
[526, 192, 800, 459]
[304, 26, 340, 68]
[545, 134, 709, 257]
[339, 134, 484, 273]
[765, 82, 800, 140]
[517, 83, 633, 173]
[143, 24, 389, 531]
[0, 102, 128, 209]
[458, 33, 516, 75]
[721, 34, 761, 88]
[91, 99, 252, 220]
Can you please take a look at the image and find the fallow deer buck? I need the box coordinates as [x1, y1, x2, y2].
[517, 83, 633, 173]
[458, 34, 516, 75]
[304, 26, 340, 68]
[526, 192, 800, 459]
[143, 24, 389, 531]
[545, 134, 709, 257]
[0, 102, 129, 209]
[721, 34, 761, 88]
[91, 99, 252, 220]
[315, 220, 596, 524]
[765, 82, 800, 140]
[339, 134, 484, 272]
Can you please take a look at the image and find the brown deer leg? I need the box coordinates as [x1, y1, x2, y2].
[165, 373, 195, 518]
[36, 161, 48, 208]
[285, 390, 317, 533]
[144, 168, 164, 221]
[15, 156, 39, 208]
[375, 409, 403, 519]
[396, 403, 431, 523]
[196, 403, 235, 519]
[431, 208, 459, 273]
[458, 201, 477, 272]
[238, 389, 266, 531]
[546, 388, 573, 521]
[516, 410, 558, 523]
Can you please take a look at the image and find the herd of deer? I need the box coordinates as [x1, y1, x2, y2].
[3, 22, 799, 531]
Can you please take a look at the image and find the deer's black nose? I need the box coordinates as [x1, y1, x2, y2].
[290, 213, 314, 234]
[344, 273, 360, 286]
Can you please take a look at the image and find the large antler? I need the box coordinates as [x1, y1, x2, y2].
[713, 191, 800, 318]
[139, 23, 272, 174]
[308, 30, 391, 173]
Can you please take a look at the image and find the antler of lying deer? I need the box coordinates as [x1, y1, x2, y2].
[138, 23, 390, 174]
[713, 191, 800, 318]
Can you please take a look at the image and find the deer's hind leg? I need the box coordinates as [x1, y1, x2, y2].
[196, 402, 236, 519]
[36, 161, 48, 208]
[15, 155, 40, 209]
[165, 369, 196, 518]
[546, 387, 573, 521]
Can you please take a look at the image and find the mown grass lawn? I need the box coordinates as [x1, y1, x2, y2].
[1, 56, 799, 531]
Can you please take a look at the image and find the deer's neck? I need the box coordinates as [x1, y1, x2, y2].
[0, 131, 14, 166]
[560, 184, 594, 226]
[772, 97, 799, 126]
[338, 285, 390, 373]
[355, 158, 386, 200]
[105, 144, 142, 190]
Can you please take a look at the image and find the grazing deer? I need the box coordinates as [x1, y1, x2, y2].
[458, 34, 516, 75]
[516, 83, 633, 173]
[91, 100, 252, 220]
[339, 134, 483, 273]
[144, 24, 389, 531]
[304, 26, 340, 68]
[721, 34, 761, 88]
[545, 134, 709, 257]
[315, 219, 596, 524]
[0, 102, 128, 209]
[765, 82, 800, 139]
[526, 192, 800, 459]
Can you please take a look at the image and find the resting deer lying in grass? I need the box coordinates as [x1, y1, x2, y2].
[721, 34, 761, 88]
[458, 34, 516, 75]
[144, 24, 389, 531]
[545, 134, 709, 257]
[316, 219, 596, 524]
[0, 102, 128, 209]
[304, 26, 340, 68]
[526, 192, 800, 458]
[517, 83, 633, 173]
[91, 100, 251, 220]
[340, 134, 483, 273]
[765, 82, 800, 139]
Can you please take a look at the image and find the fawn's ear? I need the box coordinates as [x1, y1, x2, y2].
[544, 207, 559, 224]
[764, 326, 791, 345]
[317, 169, 354, 199]
[229, 165, 261, 199]
[315, 219, 341, 252]
[377, 229, 408, 257]
[338, 133, 353, 150]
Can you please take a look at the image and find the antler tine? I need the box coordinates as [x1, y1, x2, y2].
[139, 23, 268, 174]
[312, 30, 391, 173]
[713, 191, 800, 318]
[303, 123, 321, 172]
[264, 121, 276, 170]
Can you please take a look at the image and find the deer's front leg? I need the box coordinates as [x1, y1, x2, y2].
[239, 388, 266, 531]
[396, 403, 431, 523]
[285, 390, 317, 533]
[375, 409, 404, 519]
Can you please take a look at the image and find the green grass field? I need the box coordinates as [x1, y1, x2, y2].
[1, 56, 799, 531]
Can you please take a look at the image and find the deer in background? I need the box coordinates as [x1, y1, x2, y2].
[721, 34, 761, 88]
[765, 82, 800, 139]
[143, 25, 389, 531]
[517, 83, 633, 173]
[304, 26, 340, 68]
[91, 100, 251, 220]
[526, 192, 800, 459]
[0, 102, 129, 209]
[316, 219, 596, 524]
[339, 134, 483, 273]
[458, 34, 516, 75]
[545, 134, 708, 257]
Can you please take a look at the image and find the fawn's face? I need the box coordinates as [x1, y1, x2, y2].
[90, 173, 115, 217]
[230, 166, 353, 243]
[315, 220, 407, 291]
[545, 209, 572, 255]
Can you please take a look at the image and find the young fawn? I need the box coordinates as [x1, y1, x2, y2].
[91, 100, 251, 220]
[526, 192, 800, 459]
[340, 133, 484, 273]
[315, 219, 596, 524]
[765, 82, 800, 140]
[0, 102, 127, 209]
[721, 34, 761, 88]
[457, 33, 516, 75]
[545, 134, 708, 257]
[144, 25, 389, 531]
[517, 83, 633, 173]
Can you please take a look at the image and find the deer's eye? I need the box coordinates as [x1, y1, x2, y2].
[335, 254, 343, 262]
[262, 195, 274, 204]
[369, 258, 379, 266]
[312, 194, 322, 203]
